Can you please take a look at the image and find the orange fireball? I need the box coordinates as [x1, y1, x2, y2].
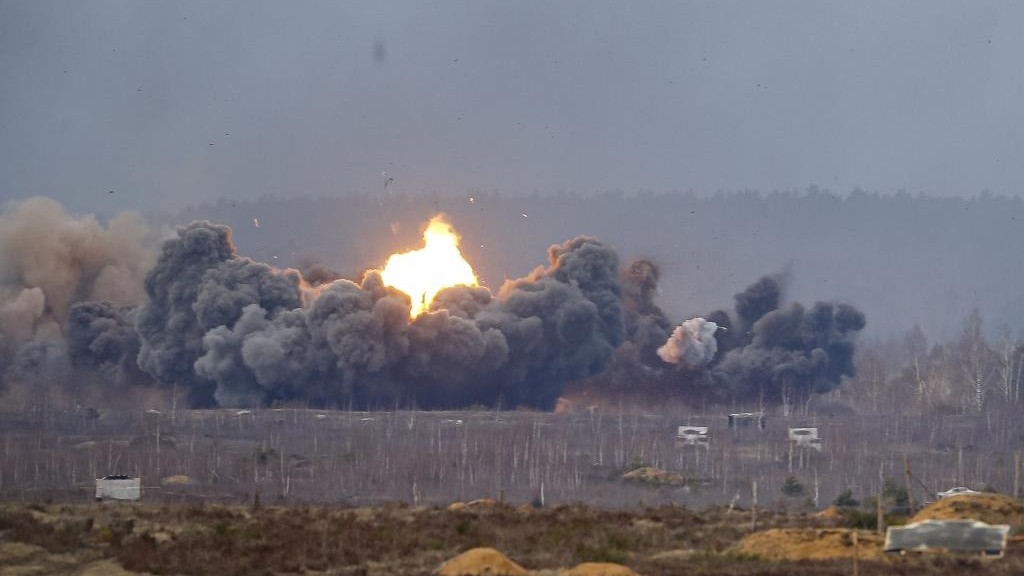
[380, 216, 478, 318]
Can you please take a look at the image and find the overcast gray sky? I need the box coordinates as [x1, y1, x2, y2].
[1, 1, 1021, 214]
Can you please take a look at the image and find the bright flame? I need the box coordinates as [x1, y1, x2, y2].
[380, 216, 478, 318]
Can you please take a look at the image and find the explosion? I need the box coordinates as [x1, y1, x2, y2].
[380, 216, 478, 317]
[0, 196, 865, 412]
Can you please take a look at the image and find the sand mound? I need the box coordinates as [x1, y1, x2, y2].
[911, 493, 1024, 526]
[560, 562, 638, 575]
[814, 506, 843, 519]
[160, 475, 193, 485]
[739, 528, 885, 561]
[622, 467, 685, 486]
[447, 499, 499, 512]
[437, 547, 530, 576]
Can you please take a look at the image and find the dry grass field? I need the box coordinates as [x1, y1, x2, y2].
[4, 408, 1024, 574]
[3, 499, 1024, 575]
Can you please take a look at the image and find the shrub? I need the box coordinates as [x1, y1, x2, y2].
[834, 489, 859, 508]
[781, 476, 805, 498]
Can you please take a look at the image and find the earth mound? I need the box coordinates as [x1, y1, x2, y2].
[738, 528, 884, 561]
[447, 499, 499, 512]
[621, 467, 685, 486]
[813, 506, 843, 519]
[560, 562, 638, 575]
[910, 493, 1024, 526]
[437, 547, 529, 576]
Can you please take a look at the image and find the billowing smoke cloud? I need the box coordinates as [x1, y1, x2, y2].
[136, 223, 624, 409]
[0, 197, 865, 412]
[655, 275, 866, 405]
[657, 317, 718, 369]
[734, 275, 783, 330]
[295, 257, 344, 287]
[711, 300, 865, 403]
[66, 301, 149, 385]
[0, 197, 157, 398]
[136, 221, 308, 406]
[621, 259, 672, 366]
[0, 197, 152, 318]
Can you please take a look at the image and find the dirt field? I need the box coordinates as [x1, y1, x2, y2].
[3, 408, 1024, 574]
[3, 500, 1024, 575]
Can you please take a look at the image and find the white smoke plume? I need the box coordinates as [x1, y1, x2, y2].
[657, 317, 719, 369]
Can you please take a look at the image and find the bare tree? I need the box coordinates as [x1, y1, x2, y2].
[955, 309, 997, 413]
[995, 326, 1024, 405]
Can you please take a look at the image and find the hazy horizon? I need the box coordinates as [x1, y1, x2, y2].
[3, 1, 1022, 216]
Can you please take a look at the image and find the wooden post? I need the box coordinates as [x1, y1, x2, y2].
[957, 446, 964, 486]
[877, 463, 885, 537]
[751, 480, 758, 532]
[1014, 452, 1021, 498]
[903, 455, 915, 513]
[852, 530, 859, 576]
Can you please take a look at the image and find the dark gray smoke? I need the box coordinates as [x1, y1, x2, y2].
[66, 301, 141, 375]
[711, 301, 865, 403]
[135, 221, 308, 406]
[0, 197, 864, 411]
[295, 257, 344, 287]
[734, 274, 783, 330]
[673, 275, 866, 404]
[585, 273, 866, 408]
[135, 223, 624, 409]
[620, 259, 672, 366]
